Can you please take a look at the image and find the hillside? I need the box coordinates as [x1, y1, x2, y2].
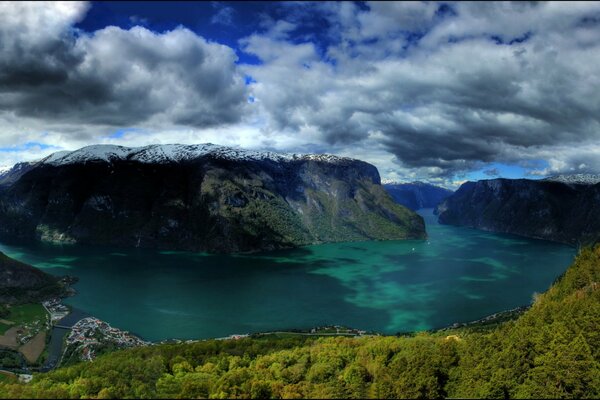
[384, 181, 453, 210]
[0, 246, 598, 398]
[0, 252, 65, 304]
[436, 178, 600, 246]
[0, 144, 425, 253]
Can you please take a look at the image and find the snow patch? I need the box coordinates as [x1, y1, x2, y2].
[40, 144, 355, 166]
[543, 174, 600, 185]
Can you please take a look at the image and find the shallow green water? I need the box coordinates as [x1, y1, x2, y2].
[0, 209, 575, 341]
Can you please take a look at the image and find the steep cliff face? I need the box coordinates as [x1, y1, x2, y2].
[384, 181, 453, 210]
[0, 144, 426, 253]
[0, 252, 64, 304]
[436, 178, 600, 246]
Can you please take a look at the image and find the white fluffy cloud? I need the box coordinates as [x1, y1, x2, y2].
[0, 1, 88, 46]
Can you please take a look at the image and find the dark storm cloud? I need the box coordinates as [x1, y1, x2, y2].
[0, 2, 247, 132]
[484, 168, 500, 177]
[243, 1, 600, 177]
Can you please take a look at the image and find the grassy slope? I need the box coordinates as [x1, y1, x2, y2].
[200, 168, 425, 252]
[0, 247, 599, 399]
[299, 180, 425, 243]
[0, 304, 47, 335]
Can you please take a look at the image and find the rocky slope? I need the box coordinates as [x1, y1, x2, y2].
[436, 178, 600, 245]
[0, 144, 426, 253]
[383, 181, 453, 210]
[0, 252, 65, 304]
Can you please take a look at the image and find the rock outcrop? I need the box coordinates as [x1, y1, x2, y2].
[436, 178, 600, 246]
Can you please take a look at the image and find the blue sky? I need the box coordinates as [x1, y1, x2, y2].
[75, 1, 267, 63]
[2, 1, 600, 188]
[463, 161, 548, 183]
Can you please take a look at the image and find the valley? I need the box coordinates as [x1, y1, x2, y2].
[383, 181, 453, 211]
[0, 145, 595, 398]
[2, 2, 599, 397]
[0, 163, 595, 400]
[0, 209, 574, 350]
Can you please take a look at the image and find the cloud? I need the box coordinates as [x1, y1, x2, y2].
[211, 2, 236, 26]
[129, 15, 149, 26]
[357, 1, 440, 37]
[72, 26, 247, 127]
[240, 1, 600, 179]
[484, 168, 500, 177]
[0, 1, 248, 153]
[3, 1, 600, 186]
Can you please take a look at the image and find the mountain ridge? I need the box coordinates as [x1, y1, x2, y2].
[0, 144, 426, 253]
[436, 177, 600, 246]
[34, 144, 359, 167]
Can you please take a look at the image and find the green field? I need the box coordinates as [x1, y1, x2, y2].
[0, 373, 17, 384]
[0, 304, 47, 335]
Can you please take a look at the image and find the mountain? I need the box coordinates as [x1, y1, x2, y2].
[0, 144, 426, 253]
[436, 177, 600, 245]
[0, 162, 37, 188]
[383, 181, 453, 210]
[0, 252, 65, 304]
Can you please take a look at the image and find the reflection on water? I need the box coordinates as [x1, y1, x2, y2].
[0, 209, 575, 341]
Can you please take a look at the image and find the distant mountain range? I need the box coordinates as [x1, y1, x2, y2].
[437, 177, 600, 246]
[0, 144, 425, 253]
[383, 181, 453, 210]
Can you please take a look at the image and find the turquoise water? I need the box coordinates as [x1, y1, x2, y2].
[0, 209, 575, 341]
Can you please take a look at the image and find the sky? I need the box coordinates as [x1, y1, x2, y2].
[1, 1, 600, 188]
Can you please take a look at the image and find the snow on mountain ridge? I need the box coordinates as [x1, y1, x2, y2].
[381, 179, 404, 185]
[543, 174, 600, 185]
[38, 144, 355, 166]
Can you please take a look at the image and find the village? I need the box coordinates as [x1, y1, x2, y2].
[65, 317, 149, 362]
[41, 298, 70, 323]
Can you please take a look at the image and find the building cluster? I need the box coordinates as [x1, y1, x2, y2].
[66, 317, 149, 361]
[42, 298, 70, 323]
[227, 334, 249, 340]
[17, 316, 48, 345]
[214, 333, 250, 341]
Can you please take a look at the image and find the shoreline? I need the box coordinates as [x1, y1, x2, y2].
[1, 299, 531, 375]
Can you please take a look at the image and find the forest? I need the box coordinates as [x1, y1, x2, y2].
[0, 246, 599, 399]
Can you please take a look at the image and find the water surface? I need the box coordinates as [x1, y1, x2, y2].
[0, 209, 575, 341]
